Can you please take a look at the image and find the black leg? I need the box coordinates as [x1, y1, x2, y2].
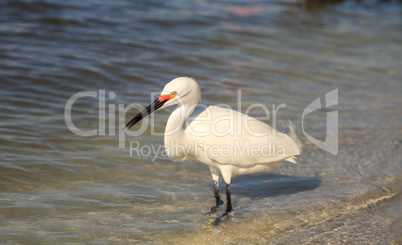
[209, 181, 223, 213]
[225, 183, 232, 213]
[214, 181, 222, 205]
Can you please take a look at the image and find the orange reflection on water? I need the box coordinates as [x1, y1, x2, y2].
[227, 4, 264, 17]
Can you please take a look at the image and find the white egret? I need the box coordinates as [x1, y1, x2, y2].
[125, 77, 301, 213]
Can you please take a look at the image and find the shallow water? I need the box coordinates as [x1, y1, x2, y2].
[1, 0, 401, 243]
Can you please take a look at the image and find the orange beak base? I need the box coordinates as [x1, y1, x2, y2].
[158, 94, 173, 101]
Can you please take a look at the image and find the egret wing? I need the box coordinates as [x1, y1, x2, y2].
[185, 106, 300, 167]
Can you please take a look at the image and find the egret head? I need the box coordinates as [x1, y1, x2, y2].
[125, 77, 201, 130]
[160, 77, 201, 108]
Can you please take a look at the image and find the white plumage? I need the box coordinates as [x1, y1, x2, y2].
[125, 77, 301, 213]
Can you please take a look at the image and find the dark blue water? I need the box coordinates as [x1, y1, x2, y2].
[0, 0, 401, 243]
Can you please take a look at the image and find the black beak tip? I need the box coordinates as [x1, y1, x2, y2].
[124, 98, 168, 132]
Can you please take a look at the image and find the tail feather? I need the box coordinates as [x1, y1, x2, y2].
[285, 155, 297, 164]
[288, 120, 302, 154]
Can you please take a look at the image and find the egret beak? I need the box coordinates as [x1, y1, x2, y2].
[125, 97, 169, 131]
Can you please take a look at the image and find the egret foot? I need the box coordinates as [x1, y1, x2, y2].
[209, 199, 224, 214]
[207, 182, 224, 214]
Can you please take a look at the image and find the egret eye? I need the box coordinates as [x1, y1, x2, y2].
[170, 91, 177, 97]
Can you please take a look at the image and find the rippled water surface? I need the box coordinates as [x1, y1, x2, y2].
[1, 0, 401, 243]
